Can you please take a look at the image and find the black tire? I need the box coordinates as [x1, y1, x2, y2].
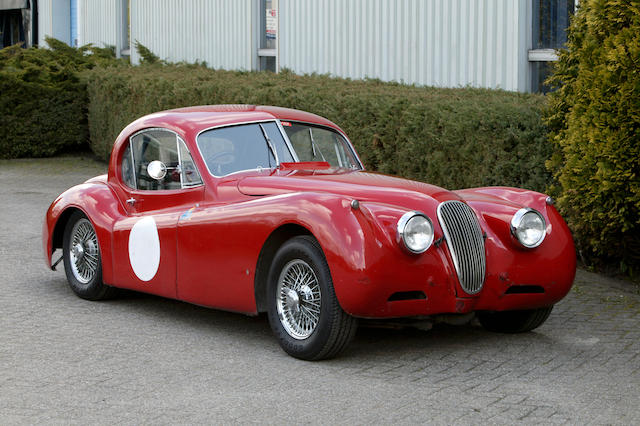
[267, 236, 357, 360]
[477, 306, 554, 333]
[62, 211, 116, 300]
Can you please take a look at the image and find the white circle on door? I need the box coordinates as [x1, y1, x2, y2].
[128, 216, 160, 281]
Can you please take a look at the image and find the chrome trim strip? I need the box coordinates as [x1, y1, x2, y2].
[128, 139, 137, 190]
[259, 123, 280, 168]
[195, 119, 283, 141]
[176, 134, 184, 188]
[129, 126, 182, 140]
[275, 119, 300, 162]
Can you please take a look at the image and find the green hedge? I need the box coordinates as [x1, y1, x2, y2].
[86, 65, 549, 192]
[0, 38, 125, 159]
[0, 73, 86, 158]
[546, 0, 640, 273]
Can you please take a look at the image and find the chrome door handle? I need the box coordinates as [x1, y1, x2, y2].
[126, 198, 136, 206]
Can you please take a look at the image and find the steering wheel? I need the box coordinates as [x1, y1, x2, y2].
[207, 151, 235, 175]
[208, 151, 235, 164]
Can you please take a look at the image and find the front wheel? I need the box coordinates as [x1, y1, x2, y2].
[62, 211, 116, 300]
[267, 236, 357, 360]
[477, 306, 554, 333]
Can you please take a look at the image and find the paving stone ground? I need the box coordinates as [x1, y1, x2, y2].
[1, 156, 639, 424]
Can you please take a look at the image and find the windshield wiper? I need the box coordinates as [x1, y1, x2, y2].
[309, 128, 326, 161]
[260, 124, 279, 169]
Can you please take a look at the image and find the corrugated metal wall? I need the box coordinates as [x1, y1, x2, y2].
[39, 0, 532, 91]
[279, 0, 530, 91]
[129, 0, 254, 69]
[77, 0, 119, 52]
[38, 0, 71, 46]
[37, 0, 53, 47]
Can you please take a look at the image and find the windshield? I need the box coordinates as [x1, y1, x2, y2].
[197, 122, 294, 177]
[282, 122, 361, 169]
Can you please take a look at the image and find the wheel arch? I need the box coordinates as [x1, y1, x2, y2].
[249, 193, 390, 317]
[44, 182, 123, 285]
[254, 223, 313, 313]
[51, 207, 85, 252]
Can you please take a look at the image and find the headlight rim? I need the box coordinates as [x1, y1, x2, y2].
[397, 211, 434, 254]
[510, 207, 546, 249]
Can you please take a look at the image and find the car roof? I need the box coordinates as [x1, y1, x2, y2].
[108, 105, 355, 184]
[126, 105, 343, 137]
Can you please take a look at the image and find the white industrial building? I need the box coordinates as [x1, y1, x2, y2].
[26, 0, 575, 92]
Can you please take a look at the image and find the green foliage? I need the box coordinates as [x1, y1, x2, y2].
[134, 40, 162, 65]
[546, 0, 640, 273]
[86, 65, 549, 191]
[0, 37, 126, 158]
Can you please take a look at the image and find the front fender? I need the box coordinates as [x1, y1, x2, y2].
[323, 200, 459, 317]
[176, 191, 375, 314]
[43, 181, 125, 285]
[456, 186, 577, 310]
[328, 187, 577, 317]
[247, 193, 439, 317]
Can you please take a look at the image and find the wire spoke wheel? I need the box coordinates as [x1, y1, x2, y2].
[267, 236, 357, 360]
[68, 218, 99, 285]
[62, 211, 115, 301]
[276, 259, 322, 339]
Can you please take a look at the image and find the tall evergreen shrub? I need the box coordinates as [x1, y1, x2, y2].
[546, 0, 640, 273]
[0, 38, 125, 158]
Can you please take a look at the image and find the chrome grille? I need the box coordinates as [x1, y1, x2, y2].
[437, 200, 486, 294]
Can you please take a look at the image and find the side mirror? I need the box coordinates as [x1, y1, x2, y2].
[147, 160, 167, 180]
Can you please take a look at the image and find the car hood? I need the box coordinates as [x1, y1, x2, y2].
[238, 170, 462, 208]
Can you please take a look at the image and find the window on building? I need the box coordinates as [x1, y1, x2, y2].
[1, 2, 28, 48]
[120, 0, 130, 56]
[530, 0, 576, 92]
[258, 0, 277, 72]
[70, 0, 77, 47]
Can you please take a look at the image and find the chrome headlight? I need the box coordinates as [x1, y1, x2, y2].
[510, 208, 546, 248]
[397, 211, 434, 254]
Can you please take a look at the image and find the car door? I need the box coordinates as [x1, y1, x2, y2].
[111, 128, 204, 298]
[176, 122, 294, 312]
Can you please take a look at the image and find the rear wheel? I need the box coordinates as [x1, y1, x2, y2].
[62, 211, 116, 300]
[477, 306, 554, 333]
[267, 236, 357, 360]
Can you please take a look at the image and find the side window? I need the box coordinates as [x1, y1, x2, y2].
[197, 123, 293, 176]
[121, 129, 202, 190]
[131, 130, 180, 190]
[179, 140, 203, 187]
[121, 144, 136, 188]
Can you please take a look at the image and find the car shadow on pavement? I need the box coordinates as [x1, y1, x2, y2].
[348, 322, 554, 357]
[46, 275, 557, 362]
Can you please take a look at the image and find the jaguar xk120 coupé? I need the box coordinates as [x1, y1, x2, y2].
[44, 105, 576, 360]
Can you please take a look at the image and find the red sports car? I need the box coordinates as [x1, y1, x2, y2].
[43, 105, 576, 360]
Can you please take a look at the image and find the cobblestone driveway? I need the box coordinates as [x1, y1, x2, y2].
[1, 157, 639, 424]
